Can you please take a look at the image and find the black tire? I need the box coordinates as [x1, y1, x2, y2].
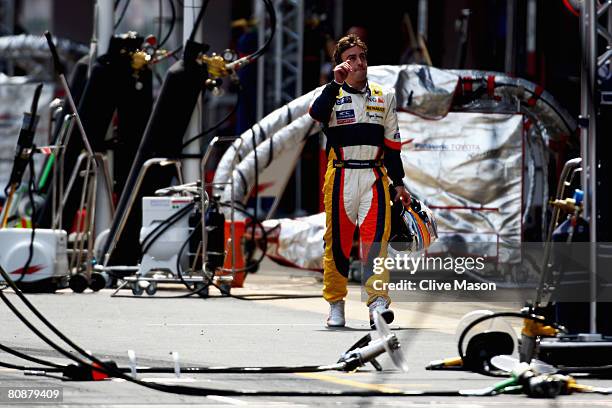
[69, 274, 89, 293]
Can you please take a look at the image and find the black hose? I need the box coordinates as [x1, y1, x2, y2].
[0, 342, 63, 369]
[457, 77, 575, 134]
[140, 202, 195, 256]
[249, 0, 276, 60]
[182, 0, 276, 146]
[6, 0, 482, 398]
[174, 221, 209, 297]
[156, 0, 162, 49]
[174, 219, 318, 301]
[215, 201, 268, 274]
[114, 0, 132, 30]
[0, 360, 34, 371]
[13, 155, 38, 285]
[158, 0, 176, 49]
[187, 0, 211, 43]
[181, 91, 241, 149]
[16, 363, 344, 375]
[494, 82, 574, 134]
[457, 311, 564, 362]
[1, 261, 490, 396]
[0, 289, 96, 370]
[110, 202, 312, 300]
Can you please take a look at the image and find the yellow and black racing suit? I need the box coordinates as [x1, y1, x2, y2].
[309, 80, 405, 305]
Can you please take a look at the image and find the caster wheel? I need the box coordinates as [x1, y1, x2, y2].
[218, 283, 231, 296]
[69, 274, 89, 293]
[145, 282, 157, 296]
[194, 283, 209, 297]
[89, 272, 108, 291]
[131, 282, 144, 296]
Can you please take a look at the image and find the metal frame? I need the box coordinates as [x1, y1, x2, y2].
[53, 152, 114, 229]
[579, 0, 612, 333]
[101, 158, 184, 267]
[255, 0, 303, 118]
[255, 0, 304, 215]
[107, 151, 220, 296]
[53, 150, 114, 278]
[51, 114, 76, 229]
[70, 155, 98, 277]
[535, 157, 582, 306]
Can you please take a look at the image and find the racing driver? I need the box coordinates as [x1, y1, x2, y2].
[309, 34, 411, 328]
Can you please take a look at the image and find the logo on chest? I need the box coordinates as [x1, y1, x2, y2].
[336, 109, 356, 124]
[336, 96, 352, 105]
[366, 105, 385, 113]
[366, 112, 384, 121]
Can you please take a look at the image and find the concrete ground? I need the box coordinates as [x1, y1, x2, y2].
[1, 259, 611, 407]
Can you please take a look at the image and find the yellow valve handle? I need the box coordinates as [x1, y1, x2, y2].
[549, 197, 579, 213]
[201, 54, 228, 79]
[131, 51, 151, 71]
[521, 318, 558, 337]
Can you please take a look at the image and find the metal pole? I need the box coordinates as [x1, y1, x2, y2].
[294, 0, 304, 216]
[609, 1, 612, 35]
[256, 0, 265, 120]
[334, 0, 343, 39]
[608, 0, 612, 88]
[505, 0, 516, 75]
[274, 0, 282, 108]
[86, 161, 98, 277]
[580, 0, 598, 334]
[418, 0, 428, 40]
[59, 75, 96, 161]
[182, 0, 203, 184]
[587, 0, 598, 334]
[580, 5, 589, 225]
[296, 0, 303, 98]
[526, 0, 537, 77]
[97, 0, 114, 56]
[93, 0, 116, 255]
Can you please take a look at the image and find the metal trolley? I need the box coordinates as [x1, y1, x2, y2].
[113, 136, 243, 296]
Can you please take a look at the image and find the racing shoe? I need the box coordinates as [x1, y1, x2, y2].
[326, 300, 346, 327]
[369, 297, 394, 329]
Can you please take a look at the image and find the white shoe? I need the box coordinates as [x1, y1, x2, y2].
[369, 297, 394, 329]
[326, 300, 346, 327]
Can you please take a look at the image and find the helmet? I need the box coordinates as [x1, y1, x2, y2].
[389, 198, 438, 253]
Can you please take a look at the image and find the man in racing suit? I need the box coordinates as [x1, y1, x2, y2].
[309, 34, 411, 328]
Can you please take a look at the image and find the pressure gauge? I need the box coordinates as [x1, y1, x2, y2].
[222, 49, 238, 62]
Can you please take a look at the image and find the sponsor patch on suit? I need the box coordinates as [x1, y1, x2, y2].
[336, 109, 356, 124]
[367, 112, 384, 121]
[336, 96, 352, 105]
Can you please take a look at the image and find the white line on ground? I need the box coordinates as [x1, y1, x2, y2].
[146, 323, 332, 327]
[140, 377, 197, 383]
[206, 395, 249, 405]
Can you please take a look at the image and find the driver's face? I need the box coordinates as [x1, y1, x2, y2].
[340, 45, 367, 83]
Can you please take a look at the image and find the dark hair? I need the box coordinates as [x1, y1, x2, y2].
[333, 34, 368, 65]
